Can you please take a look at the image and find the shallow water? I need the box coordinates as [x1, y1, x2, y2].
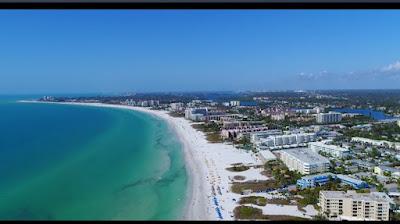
[0, 98, 188, 220]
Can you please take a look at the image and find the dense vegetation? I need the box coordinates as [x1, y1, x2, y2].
[239, 196, 267, 206]
[341, 122, 400, 142]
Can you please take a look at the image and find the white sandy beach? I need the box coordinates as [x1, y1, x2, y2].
[19, 101, 317, 220]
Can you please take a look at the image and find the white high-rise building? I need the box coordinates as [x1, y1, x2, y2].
[279, 148, 330, 175]
[170, 102, 185, 111]
[320, 190, 392, 221]
[316, 112, 343, 124]
[229, 101, 240, 107]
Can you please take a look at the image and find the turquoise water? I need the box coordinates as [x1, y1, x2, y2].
[0, 97, 188, 220]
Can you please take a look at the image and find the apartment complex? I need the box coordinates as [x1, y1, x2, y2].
[316, 112, 342, 124]
[184, 108, 238, 122]
[319, 190, 392, 221]
[309, 141, 350, 158]
[279, 148, 330, 175]
[253, 133, 316, 150]
[221, 126, 271, 139]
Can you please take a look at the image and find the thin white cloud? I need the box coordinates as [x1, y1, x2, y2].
[381, 60, 400, 72]
[297, 60, 400, 82]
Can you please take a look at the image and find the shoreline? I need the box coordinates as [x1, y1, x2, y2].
[18, 100, 266, 220]
[19, 100, 211, 220]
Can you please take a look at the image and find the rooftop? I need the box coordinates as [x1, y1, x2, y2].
[280, 148, 330, 164]
[309, 141, 349, 152]
[321, 190, 392, 203]
[336, 174, 365, 185]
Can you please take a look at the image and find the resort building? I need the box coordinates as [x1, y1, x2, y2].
[316, 112, 343, 124]
[184, 108, 238, 122]
[279, 148, 330, 175]
[319, 190, 392, 221]
[252, 133, 316, 150]
[297, 173, 368, 190]
[185, 108, 208, 121]
[297, 173, 336, 189]
[221, 126, 271, 140]
[309, 141, 350, 158]
[170, 102, 185, 111]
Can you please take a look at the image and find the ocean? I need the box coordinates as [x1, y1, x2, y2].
[0, 96, 188, 220]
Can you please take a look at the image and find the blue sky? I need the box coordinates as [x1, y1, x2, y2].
[1, 10, 400, 94]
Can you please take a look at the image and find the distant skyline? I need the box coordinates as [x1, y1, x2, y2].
[1, 10, 400, 94]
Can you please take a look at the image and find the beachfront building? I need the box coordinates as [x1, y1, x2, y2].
[319, 190, 392, 221]
[279, 148, 330, 175]
[297, 173, 336, 189]
[351, 137, 400, 150]
[297, 173, 368, 190]
[316, 112, 343, 124]
[252, 133, 316, 150]
[309, 141, 350, 158]
[170, 102, 185, 111]
[185, 108, 208, 121]
[184, 107, 239, 122]
[206, 113, 239, 122]
[221, 126, 270, 140]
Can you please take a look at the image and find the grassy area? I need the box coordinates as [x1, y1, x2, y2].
[267, 198, 290, 205]
[191, 122, 221, 132]
[168, 111, 185, 117]
[264, 160, 302, 186]
[192, 122, 224, 143]
[233, 206, 267, 220]
[239, 196, 267, 206]
[233, 206, 309, 221]
[231, 180, 277, 194]
[226, 165, 250, 172]
[233, 175, 246, 181]
[206, 132, 223, 143]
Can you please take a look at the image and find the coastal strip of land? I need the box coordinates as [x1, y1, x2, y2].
[19, 101, 265, 220]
